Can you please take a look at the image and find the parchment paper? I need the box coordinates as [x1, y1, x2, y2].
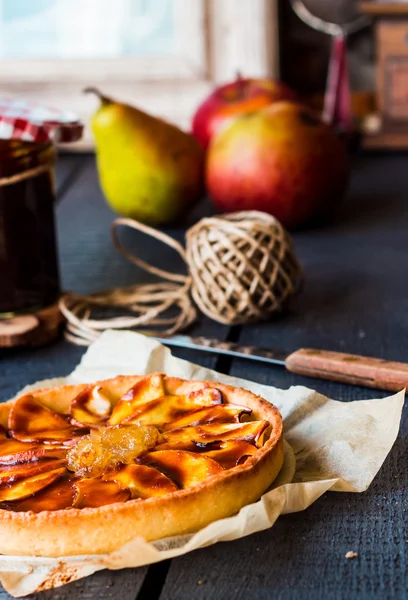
[0, 331, 404, 597]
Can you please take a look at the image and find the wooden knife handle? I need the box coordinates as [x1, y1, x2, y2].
[285, 348, 408, 392]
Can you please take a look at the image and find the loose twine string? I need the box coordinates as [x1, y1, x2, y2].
[60, 212, 303, 346]
[0, 163, 52, 187]
[59, 218, 197, 346]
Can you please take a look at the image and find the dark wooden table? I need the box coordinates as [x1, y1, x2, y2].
[1, 153, 408, 600]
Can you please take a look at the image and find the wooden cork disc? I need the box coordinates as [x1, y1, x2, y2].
[0, 315, 39, 346]
[0, 301, 64, 348]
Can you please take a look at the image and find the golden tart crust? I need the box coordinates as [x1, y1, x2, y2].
[0, 375, 283, 557]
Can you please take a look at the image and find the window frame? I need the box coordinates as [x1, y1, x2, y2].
[0, 0, 279, 149]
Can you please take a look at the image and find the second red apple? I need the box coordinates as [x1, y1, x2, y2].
[206, 102, 349, 229]
[191, 76, 296, 149]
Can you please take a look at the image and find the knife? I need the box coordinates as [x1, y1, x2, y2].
[154, 335, 408, 393]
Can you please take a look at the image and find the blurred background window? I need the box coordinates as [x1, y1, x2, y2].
[0, 0, 278, 148]
[0, 0, 175, 59]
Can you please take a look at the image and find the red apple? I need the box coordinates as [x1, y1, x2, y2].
[206, 102, 349, 229]
[192, 75, 296, 149]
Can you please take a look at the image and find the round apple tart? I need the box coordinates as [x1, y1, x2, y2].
[0, 373, 283, 557]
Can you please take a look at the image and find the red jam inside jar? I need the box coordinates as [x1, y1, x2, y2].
[0, 140, 60, 316]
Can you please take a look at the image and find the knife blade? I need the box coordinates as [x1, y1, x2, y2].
[154, 335, 408, 393]
[154, 335, 288, 366]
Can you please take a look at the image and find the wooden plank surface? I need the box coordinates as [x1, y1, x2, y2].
[0, 156, 228, 401]
[55, 153, 85, 197]
[159, 153, 408, 600]
[0, 154, 233, 600]
[16, 569, 147, 600]
[2, 152, 408, 599]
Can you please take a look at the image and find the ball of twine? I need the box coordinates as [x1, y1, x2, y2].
[60, 211, 303, 346]
[186, 211, 303, 325]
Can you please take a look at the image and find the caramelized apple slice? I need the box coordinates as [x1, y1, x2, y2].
[0, 459, 65, 484]
[9, 395, 80, 444]
[162, 404, 251, 431]
[185, 387, 223, 405]
[108, 374, 165, 425]
[0, 426, 67, 464]
[0, 467, 65, 502]
[104, 464, 178, 498]
[201, 440, 258, 469]
[73, 478, 131, 508]
[142, 450, 223, 489]
[158, 421, 269, 449]
[5, 478, 76, 512]
[11, 445, 68, 463]
[0, 440, 68, 466]
[121, 389, 223, 429]
[70, 386, 111, 427]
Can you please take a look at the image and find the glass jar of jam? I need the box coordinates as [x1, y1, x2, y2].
[0, 140, 60, 316]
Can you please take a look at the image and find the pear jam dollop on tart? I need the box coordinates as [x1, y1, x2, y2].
[66, 424, 160, 478]
[0, 374, 283, 557]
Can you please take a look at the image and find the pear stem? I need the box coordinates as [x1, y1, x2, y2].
[83, 87, 113, 106]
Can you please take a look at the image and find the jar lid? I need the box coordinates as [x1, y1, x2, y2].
[0, 98, 83, 144]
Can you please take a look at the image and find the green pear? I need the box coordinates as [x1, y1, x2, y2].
[87, 89, 204, 225]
